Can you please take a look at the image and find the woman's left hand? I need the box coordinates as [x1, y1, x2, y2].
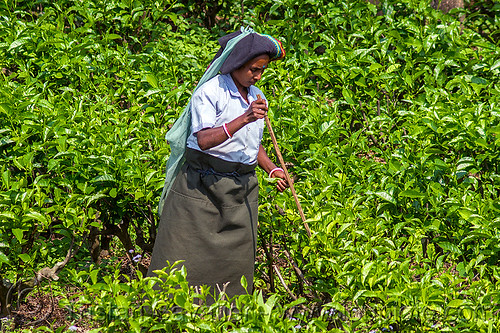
[271, 169, 290, 192]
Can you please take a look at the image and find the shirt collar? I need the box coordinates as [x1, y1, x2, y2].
[222, 73, 257, 103]
[222, 73, 241, 98]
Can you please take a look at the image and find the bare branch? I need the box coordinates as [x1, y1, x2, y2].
[273, 265, 297, 301]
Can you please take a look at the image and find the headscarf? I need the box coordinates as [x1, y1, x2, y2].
[158, 28, 285, 215]
[213, 30, 286, 74]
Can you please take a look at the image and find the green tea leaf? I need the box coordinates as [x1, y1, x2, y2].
[375, 191, 395, 204]
[240, 274, 248, 291]
[92, 174, 117, 183]
[0, 103, 13, 114]
[145, 74, 159, 89]
[448, 299, 466, 308]
[105, 33, 122, 40]
[0, 251, 9, 265]
[361, 262, 374, 285]
[438, 241, 462, 255]
[174, 292, 187, 307]
[399, 190, 426, 198]
[9, 37, 30, 51]
[342, 88, 355, 105]
[24, 211, 49, 226]
[19, 253, 31, 263]
[491, 59, 500, 71]
[13, 229, 24, 243]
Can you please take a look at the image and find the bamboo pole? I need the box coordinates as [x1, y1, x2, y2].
[258, 95, 311, 237]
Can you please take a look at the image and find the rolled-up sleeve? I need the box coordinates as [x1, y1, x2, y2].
[190, 88, 217, 135]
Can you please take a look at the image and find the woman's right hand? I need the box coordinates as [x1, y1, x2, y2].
[244, 97, 268, 123]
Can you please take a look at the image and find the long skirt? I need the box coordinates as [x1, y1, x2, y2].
[147, 148, 259, 300]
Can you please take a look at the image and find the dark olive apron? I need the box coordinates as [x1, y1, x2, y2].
[148, 148, 259, 300]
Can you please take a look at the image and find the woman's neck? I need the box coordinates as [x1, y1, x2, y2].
[230, 73, 249, 103]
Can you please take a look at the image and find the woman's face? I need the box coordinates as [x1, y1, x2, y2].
[231, 54, 270, 90]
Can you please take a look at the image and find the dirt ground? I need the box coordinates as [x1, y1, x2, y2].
[2, 255, 146, 332]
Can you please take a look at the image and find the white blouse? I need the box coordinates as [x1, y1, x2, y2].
[186, 74, 266, 165]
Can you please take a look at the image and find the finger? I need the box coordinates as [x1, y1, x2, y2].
[253, 102, 267, 111]
[275, 171, 288, 182]
[254, 96, 267, 107]
[254, 108, 267, 117]
[276, 179, 288, 192]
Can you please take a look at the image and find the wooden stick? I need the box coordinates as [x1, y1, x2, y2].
[258, 95, 312, 237]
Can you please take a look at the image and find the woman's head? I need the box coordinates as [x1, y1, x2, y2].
[231, 54, 270, 89]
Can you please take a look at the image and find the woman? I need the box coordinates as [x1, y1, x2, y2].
[148, 29, 287, 300]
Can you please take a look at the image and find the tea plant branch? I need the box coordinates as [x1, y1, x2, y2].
[4, 236, 80, 316]
[282, 249, 318, 298]
[260, 231, 275, 292]
[277, 227, 319, 299]
[273, 265, 298, 301]
[134, 204, 156, 252]
[258, 94, 312, 238]
[0, 282, 9, 317]
[359, 101, 378, 147]
[37, 236, 77, 282]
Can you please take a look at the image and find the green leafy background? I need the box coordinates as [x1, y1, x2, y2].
[1, 0, 499, 331]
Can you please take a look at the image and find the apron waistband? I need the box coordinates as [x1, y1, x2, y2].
[185, 148, 257, 175]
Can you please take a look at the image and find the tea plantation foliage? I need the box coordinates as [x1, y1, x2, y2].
[1, 0, 500, 331]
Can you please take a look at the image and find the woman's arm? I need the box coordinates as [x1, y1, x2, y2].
[196, 98, 268, 150]
[257, 144, 289, 192]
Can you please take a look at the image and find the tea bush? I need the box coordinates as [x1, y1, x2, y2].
[1, 0, 500, 332]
